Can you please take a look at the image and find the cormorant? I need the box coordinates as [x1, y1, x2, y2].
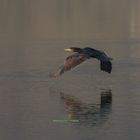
[51, 47, 112, 77]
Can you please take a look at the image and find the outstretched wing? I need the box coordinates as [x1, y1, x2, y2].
[100, 61, 112, 73]
[52, 53, 88, 77]
[93, 50, 112, 73]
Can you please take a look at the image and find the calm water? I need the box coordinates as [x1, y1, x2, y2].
[0, 1, 140, 140]
[0, 40, 140, 140]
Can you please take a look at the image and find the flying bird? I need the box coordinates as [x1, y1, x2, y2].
[51, 47, 112, 78]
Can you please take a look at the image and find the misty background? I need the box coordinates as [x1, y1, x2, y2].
[0, 1, 140, 140]
[0, 0, 140, 41]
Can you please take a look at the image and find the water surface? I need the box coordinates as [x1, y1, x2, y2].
[0, 1, 140, 140]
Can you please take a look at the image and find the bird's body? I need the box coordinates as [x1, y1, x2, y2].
[51, 47, 112, 77]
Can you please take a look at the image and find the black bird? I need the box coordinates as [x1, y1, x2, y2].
[52, 47, 112, 77]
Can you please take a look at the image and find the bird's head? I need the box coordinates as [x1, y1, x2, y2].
[64, 47, 82, 53]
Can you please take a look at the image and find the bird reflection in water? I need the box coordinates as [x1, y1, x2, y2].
[60, 89, 112, 126]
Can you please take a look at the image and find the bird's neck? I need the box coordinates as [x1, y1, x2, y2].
[74, 48, 83, 53]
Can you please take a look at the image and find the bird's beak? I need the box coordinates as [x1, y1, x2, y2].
[64, 48, 73, 52]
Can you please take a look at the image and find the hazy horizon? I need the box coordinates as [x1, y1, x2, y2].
[0, 0, 140, 41]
